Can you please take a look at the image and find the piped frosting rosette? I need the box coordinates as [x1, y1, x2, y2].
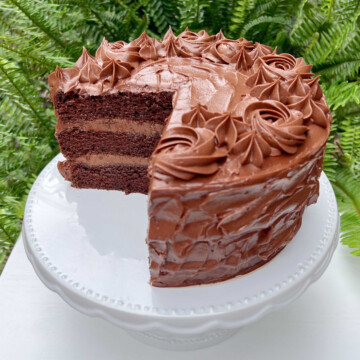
[232, 101, 308, 167]
[152, 126, 228, 180]
[203, 38, 273, 70]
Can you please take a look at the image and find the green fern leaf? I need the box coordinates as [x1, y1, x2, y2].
[0, 59, 47, 129]
[5, 0, 67, 50]
[322, 81, 360, 110]
[229, 0, 256, 38]
[332, 167, 360, 256]
[146, 0, 178, 34]
[323, 133, 338, 183]
[241, 15, 291, 38]
[290, 1, 326, 48]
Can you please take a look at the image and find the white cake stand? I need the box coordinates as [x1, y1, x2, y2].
[23, 154, 339, 351]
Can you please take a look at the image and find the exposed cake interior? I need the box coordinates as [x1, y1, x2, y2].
[55, 91, 173, 194]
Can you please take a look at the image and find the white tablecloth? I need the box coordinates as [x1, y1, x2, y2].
[0, 236, 359, 359]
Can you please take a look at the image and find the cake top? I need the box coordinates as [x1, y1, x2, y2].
[49, 28, 332, 188]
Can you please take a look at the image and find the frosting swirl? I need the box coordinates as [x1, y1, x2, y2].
[232, 101, 308, 166]
[285, 75, 329, 127]
[250, 79, 289, 102]
[78, 54, 102, 84]
[181, 103, 217, 127]
[100, 59, 131, 89]
[182, 105, 243, 150]
[75, 47, 96, 69]
[232, 126, 271, 167]
[129, 32, 160, 61]
[176, 28, 216, 57]
[48, 66, 79, 93]
[248, 42, 273, 61]
[253, 54, 313, 80]
[245, 64, 279, 87]
[305, 75, 323, 100]
[96, 37, 143, 68]
[159, 27, 192, 57]
[152, 126, 228, 180]
[202, 39, 269, 71]
[287, 93, 329, 127]
[205, 113, 240, 150]
[203, 39, 248, 61]
[95, 38, 128, 63]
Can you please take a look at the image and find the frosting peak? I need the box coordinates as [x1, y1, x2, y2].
[95, 38, 128, 63]
[75, 48, 95, 69]
[152, 126, 228, 180]
[129, 32, 160, 61]
[181, 103, 217, 127]
[100, 59, 131, 89]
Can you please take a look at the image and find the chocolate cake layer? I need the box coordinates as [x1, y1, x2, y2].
[58, 161, 149, 194]
[54, 91, 173, 124]
[57, 128, 161, 159]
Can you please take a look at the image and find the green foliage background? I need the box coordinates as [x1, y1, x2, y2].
[1, 0, 360, 271]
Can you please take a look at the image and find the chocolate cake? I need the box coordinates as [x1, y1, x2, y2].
[48, 28, 332, 287]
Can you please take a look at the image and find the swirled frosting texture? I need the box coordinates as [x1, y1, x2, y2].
[49, 29, 332, 287]
[153, 126, 227, 180]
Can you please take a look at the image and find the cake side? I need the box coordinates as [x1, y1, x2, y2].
[148, 101, 330, 286]
[148, 144, 325, 286]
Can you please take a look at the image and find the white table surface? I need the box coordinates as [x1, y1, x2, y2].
[0, 236, 359, 360]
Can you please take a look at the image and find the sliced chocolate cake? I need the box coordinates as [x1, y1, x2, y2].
[48, 29, 332, 287]
[53, 87, 172, 193]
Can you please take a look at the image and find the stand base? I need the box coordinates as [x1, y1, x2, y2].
[127, 328, 239, 351]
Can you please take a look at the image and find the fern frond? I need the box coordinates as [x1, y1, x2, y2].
[322, 81, 360, 110]
[332, 0, 360, 22]
[323, 131, 338, 183]
[147, 0, 178, 35]
[290, 1, 326, 48]
[337, 31, 360, 61]
[0, 35, 73, 70]
[332, 167, 360, 256]
[229, 0, 256, 38]
[258, 0, 301, 46]
[338, 116, 360, 175]
[5, 0, 67, 50]
[178, 0, 209, 32]
[0, 60, 47, 129]
[304, 23, 353, 67]
[319, 0, 335, 21]
[241, 15, 291, 38]
[202, 0, 232, 34]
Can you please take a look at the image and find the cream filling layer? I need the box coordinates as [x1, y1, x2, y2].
[56, 117, 164, 136]
[74, 154, 149, 166]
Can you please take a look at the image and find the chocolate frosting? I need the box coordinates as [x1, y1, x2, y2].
[153, 126, 227, 180]
[49, 29, 332, 287]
